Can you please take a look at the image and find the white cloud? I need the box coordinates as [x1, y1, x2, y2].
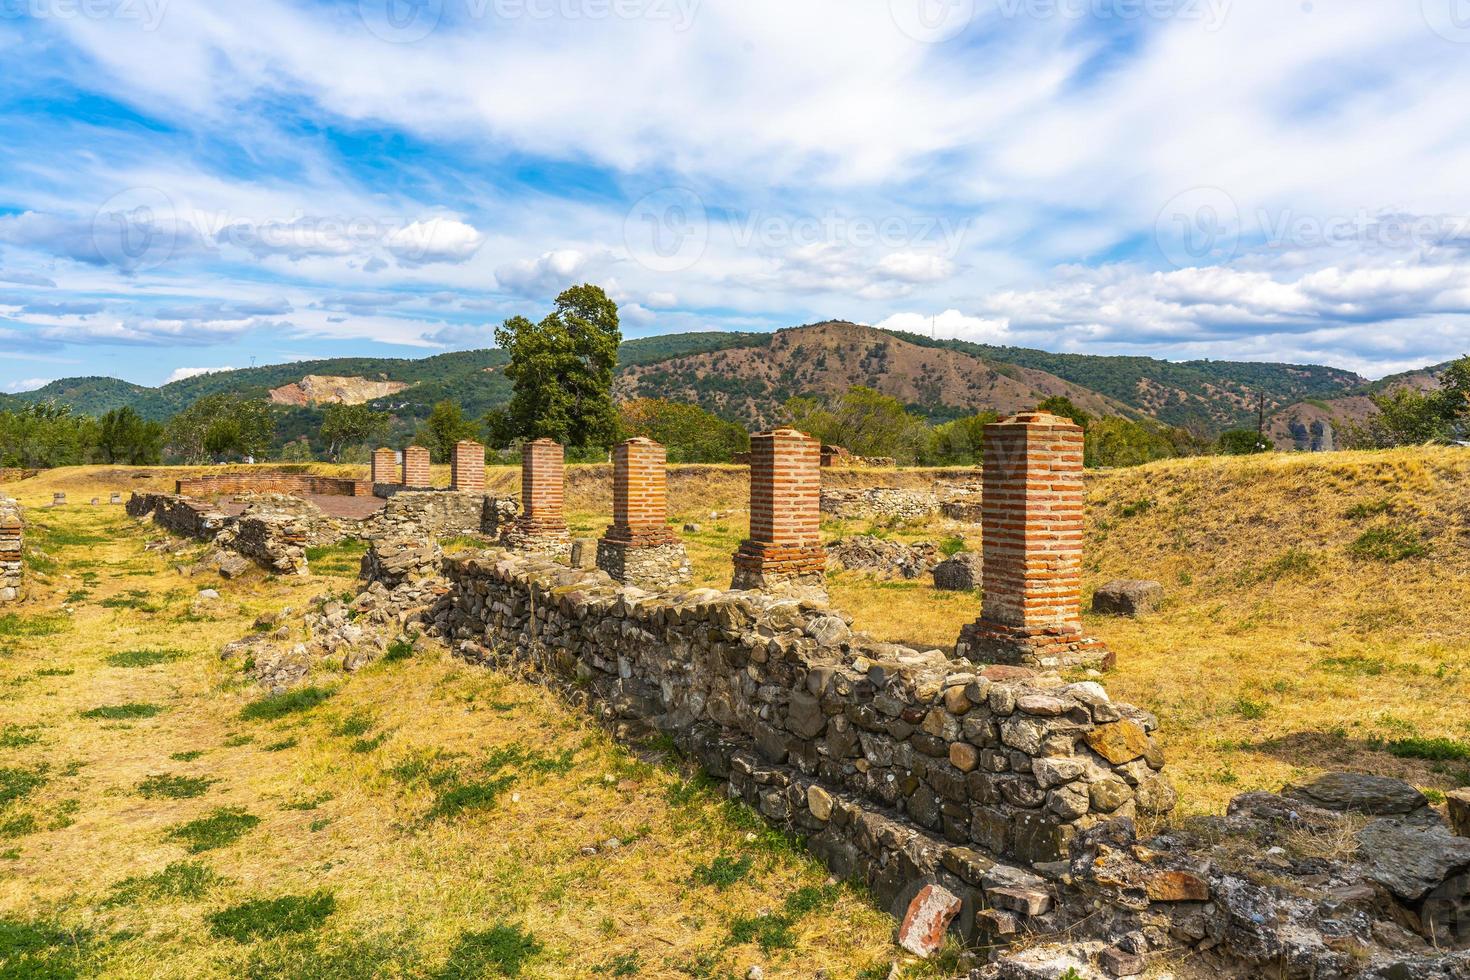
[494, 249, 590, 297]
[874, 309, 1011, 344]
[165, 366, 237, 383]
[3, 378, 54, 393]
[385, 218, 486, 267]
[876, 252, 957, 284]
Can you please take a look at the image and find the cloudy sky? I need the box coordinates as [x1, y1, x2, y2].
[2, 0, 1470, 393]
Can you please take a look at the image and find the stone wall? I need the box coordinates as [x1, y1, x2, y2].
[0, 497, 22, 602]
[360, 490, 517, 541]
[128, 492, 328, 575]
[821, 487, 939, 522]
[175, 472, 374, 498]
[433, 551, 1170, 872]
[127, 492, 233, 539]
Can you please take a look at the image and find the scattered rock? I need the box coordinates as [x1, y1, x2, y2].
[896, 883, 962, 958]
[1286, 772, 1429, 816]
[931, 553, 983, 591]
[569, 538, 599, 570]
[1449, 789, 1470, 838]
[1092, 580, 1164, 617]
[197, 589, 220, 600]
[825, 536, 936, 579]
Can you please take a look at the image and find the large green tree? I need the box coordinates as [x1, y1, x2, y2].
[414, 400, 480, 462]
[1342, 357, 1470, 448]
[618, 398, 749, 463]
[494, 284, 622, 449]
[320, 403, 390, 461]
[785, 387, 930, 464]
[97, 406, 164, 465]
[923, 412, 999, 466]
[165, 394, 274, 463]
[0, 403, 99, 468]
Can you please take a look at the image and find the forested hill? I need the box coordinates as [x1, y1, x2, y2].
[1, 320, 1391, 439]
[885, 331, 1368, 433]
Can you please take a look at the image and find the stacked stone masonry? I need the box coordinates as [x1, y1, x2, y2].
[597, 438, 690, 589]
[957, 413, 1110, 671]
[450, 441, 486, 493]
[501, 439, 571, 559]
[175, 473, 373, 497]
[402, 446, 432, 488]
[371, 448, 399, 486]
[0, 497, 22, 602]
[434, 551, 1170, 877]
[732, 428, 826, 594]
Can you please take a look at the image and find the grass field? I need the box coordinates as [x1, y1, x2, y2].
[0, 473, 913, 979]
[3, 447, 1468, 975]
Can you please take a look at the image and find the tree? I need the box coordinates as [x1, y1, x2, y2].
[785, 387, 931, 464]
[1217, 428, 1273, 455]
[97, 406, 163, 465]
[1084, 417, 1180, 468]
[320, 403, 390, 461]
[1341, 356, 1470, 449]
[495, 284, 622, 449]
[165, 394, 274, 463]
[1035, 395, 1092, 430]
[923, 412, 999, 466]
[0, 403, 99, 468]
[279, 438, 314, 462]
[414, 400, 480, 462]
[618, 398, 750, 462]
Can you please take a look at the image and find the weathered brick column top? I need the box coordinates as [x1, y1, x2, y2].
[451, 440, 486, 493]
[746, 427, 822, 546]
[402, 445, 432, 488]
[605, 437, 674, 544]
[371, 447, 400, 485]
[521, 438, 565, 520]
[980, 412, 1085, 630]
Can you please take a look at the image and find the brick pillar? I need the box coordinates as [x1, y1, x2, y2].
[402, 446, 431, 489]
[451, 440, 486, 493]
[372, 447, 399, 486]
[0, 498, 21, 603]
[597, 438, 690, 588]
[956, 412, 1111, 670]
[731, 428, 826, 594]
[501, 438, 570, 558]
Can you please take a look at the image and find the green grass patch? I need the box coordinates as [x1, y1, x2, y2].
[384, 636, 416, 661]
[304, 539, 369, 575]
[81, 702, 162, 721]
[1345, 498, 1395, 520]
[725, 884, 839, 953]
[331, 713, 374, 739]
[263, 738, 299, 753]
[0, 813, 38, 839]
[1319, 654, 1391, 677]
[691, 855, 752, 890]
[1118, 497, 1155, 518]
[240, 686, 334, 721]
[1350, 525, 1428, 563]
[137, 774, 217, 800]
[0, 917, 99, 977]
[1386, 737, 1470, 762]
[1258, 548, 1317, 581]
[1234, 697, 1269, 720]
[35, 667, 73, 677]
[166, 807, 260, 853]
[100, 590, 160, 613]
[105, 860, 225, 906]
[0, 767, 47, 807]
[209, 891, 336, 942]
[0, 613, 69, 637]
[105, 648, 184, 668]
[281, 793, 333, 812]
[938, 535, 966, 558]
[439, 924, 542, 979]
[170, 750, 205, 762]
[425, 776, 516, 822]
[0, 726, 42, 749]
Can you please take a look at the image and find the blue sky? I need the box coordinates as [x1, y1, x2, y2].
[3, 0, 1470, 393]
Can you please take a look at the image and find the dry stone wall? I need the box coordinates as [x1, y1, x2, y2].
[0, 497, 22, 602]
[432, 550, 1172, 871]
[360, 490, 517, 541]
[175, 472, 373, 497]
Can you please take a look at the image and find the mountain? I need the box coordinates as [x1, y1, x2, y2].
[616, 321, 1132, 426]
[883, 332, 1367, 433]
[1266, 363, 1449, 449]
[1, 319, 1427, 453]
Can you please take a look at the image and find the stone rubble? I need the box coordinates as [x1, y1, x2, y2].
[0, 496, 22, 603]
[826, 536, 937, 579]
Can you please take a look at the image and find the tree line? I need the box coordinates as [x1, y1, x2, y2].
[5, 282, 1465, 470]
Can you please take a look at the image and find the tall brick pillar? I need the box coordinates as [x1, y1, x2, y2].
[501, 438, 571, 559]
[451, 440, 486, 493]
[402, 446, 431, 489]
[956, 412, 1111, 670]
[731, 428, 826, 595]
[597, 438, 690, 588]
[371, 447, 399, 486]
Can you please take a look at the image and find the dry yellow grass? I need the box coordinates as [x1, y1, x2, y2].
[0, 468, 918, 979]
